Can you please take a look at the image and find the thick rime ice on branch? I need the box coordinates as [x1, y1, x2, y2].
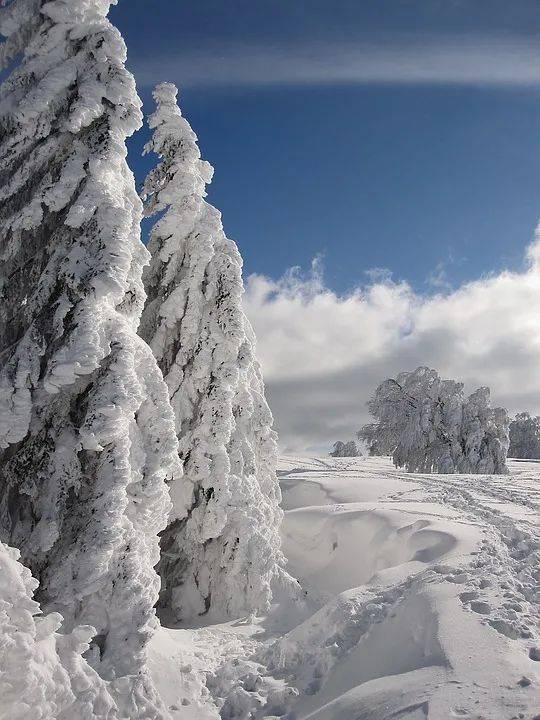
[139, 83, 285, 622]
[509, 412, 540, 459]
[329, 440, 360, 457]
[0, 542, 119, 720]
[0, 542, 172, 720]
[359, 367, 509, 474]
[0, 0, 179, 694]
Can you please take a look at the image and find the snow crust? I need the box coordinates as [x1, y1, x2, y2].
[139, 83, 285, 623]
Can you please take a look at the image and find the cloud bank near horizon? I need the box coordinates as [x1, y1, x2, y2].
[243, 239, 540, 454]
[134, 35, 540, 89]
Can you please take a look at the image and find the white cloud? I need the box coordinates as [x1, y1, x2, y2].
[244, 235, 540, 454]
[134, 35, 540, 88]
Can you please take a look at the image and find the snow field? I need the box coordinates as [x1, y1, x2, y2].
[148, 456, 540, 719]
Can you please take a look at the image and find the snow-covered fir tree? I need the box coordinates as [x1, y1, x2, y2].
[509, 412, 540, 459]
[0, 0, 179, 693]
[139, 83, 284, 622]
[330, 440, 360, 457]
[361, 367, 509, 474]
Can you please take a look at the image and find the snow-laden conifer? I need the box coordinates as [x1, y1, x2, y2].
[0, 0, 179, 689]
[459, 387, 509, 474]
[139, 83, 284, 622]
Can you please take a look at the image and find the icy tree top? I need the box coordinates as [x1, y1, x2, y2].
[142, 82, 214, 219]
[0, 0, 141, 133]
[139, 83, 285, 621]
[0, 0, 145, 342]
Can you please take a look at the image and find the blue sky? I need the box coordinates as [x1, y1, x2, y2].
[112, 0, 540, 294]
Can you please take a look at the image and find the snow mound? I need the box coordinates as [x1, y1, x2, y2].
[282, 504, 464, 596]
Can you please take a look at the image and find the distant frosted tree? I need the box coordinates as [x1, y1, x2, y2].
[509, 412, 540, 459]
[361, 367, 509, 474]
[139, 83, 284, 622]
[0, 0, 179, 693]
[357, 423, 397, 456]
[330, 440, 360, 457]
[459, 387, 509, 474]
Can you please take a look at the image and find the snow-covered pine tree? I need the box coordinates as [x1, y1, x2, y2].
[509, 412, 540, 459]
[0, 0, 179, 688]
[459, 388, 509, 474]
[139, 83, 284, 623]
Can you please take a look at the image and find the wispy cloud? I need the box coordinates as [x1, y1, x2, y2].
[133, 35, 540, 89]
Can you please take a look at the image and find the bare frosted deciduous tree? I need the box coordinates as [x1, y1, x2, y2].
[357, 423, 397, 456]
[459, 387, 509, 474]
[330, 440, 360, 457]
[139, 83, 285, 623]
[0, 0, 179, 699]
[509, 412, 540, 459]
[359, 367, 509, 474]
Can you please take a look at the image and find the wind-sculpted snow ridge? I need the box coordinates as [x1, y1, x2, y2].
[0, 0, 179, 698]
[139, 83, 286, 623]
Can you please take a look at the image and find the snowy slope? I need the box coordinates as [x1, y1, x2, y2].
[148, 456, 540, 719]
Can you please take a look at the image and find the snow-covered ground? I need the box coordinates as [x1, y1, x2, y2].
[148, 457, 540, 719]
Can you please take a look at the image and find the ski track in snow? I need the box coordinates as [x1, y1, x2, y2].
[149, 456, 540, 720]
